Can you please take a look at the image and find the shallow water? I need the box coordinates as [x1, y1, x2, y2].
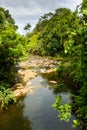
[0, 65, 80, 130]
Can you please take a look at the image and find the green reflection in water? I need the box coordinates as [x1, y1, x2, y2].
[0, 98, 31, 130]
[0, 71, 80, 130]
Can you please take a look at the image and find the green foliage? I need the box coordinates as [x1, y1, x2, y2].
[73, 119, 81, 128]
[52, 96, 71, 122]
[0, 7, 27, 84]
[53, 3, 87, 129]
[74, 83, 87, 120]
[0, 26, 26, 84]
[52, 96, 82, 128]
[27, 33, 42, 54]
[56, 61, 65, 76]
[27, 8, 75, 56]
[0, 82, 16, 109]
[0, 7, 27, 108]
[53, 83, 65, 92]
[82, 0, 87, 22]
[24, 23, 31, 31]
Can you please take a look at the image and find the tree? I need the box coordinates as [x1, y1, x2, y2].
[28, 8, 74, 56]
[0, 6, 28, 109]
[0, 7, 27, 85]
[24, 23, 31, 31]
[52, 1, 87, 129]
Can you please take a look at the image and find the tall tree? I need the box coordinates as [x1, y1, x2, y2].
[0, 7, 27, 85]
[24, 23, 31, 31]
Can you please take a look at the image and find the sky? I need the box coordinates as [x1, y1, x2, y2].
[0, 0, 82, 34]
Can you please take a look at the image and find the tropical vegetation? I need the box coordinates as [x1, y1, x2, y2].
[0, 7, 27, 109]
[0, 0, 87, 129]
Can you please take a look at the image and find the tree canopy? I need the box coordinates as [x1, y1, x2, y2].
[0, 7, 27, 108]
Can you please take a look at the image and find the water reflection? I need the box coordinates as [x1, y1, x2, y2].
[23, 75, 80, 130]
[0, 74, 81, 130]
[0, 99, 31, 130]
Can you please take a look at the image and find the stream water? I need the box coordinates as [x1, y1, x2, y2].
[0, 57, 81, 130]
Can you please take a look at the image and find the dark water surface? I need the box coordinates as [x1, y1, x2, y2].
[0, 74, 80, 130]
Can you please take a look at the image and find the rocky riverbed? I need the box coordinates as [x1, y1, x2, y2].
[12, 55, 60, 98]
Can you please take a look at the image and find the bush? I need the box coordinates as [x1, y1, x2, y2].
[0, 82, 16, 109]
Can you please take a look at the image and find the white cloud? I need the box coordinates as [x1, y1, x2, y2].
[0, 0, 82, 34]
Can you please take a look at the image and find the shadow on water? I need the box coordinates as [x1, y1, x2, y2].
[0, 98, 31, 130]
[23, 75, 80, 130]
[0, 65, 81, 130]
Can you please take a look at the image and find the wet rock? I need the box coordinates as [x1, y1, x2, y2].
[12, 83, 24, 91]
[49, 80, 57, 84]
[12, 55, 60, 99]
[13, 86, 34, 98]
[18, 69, 37, 83]
[40, 68, 46, 73]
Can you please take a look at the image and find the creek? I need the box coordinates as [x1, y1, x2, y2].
[0, 56, 80, 130]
